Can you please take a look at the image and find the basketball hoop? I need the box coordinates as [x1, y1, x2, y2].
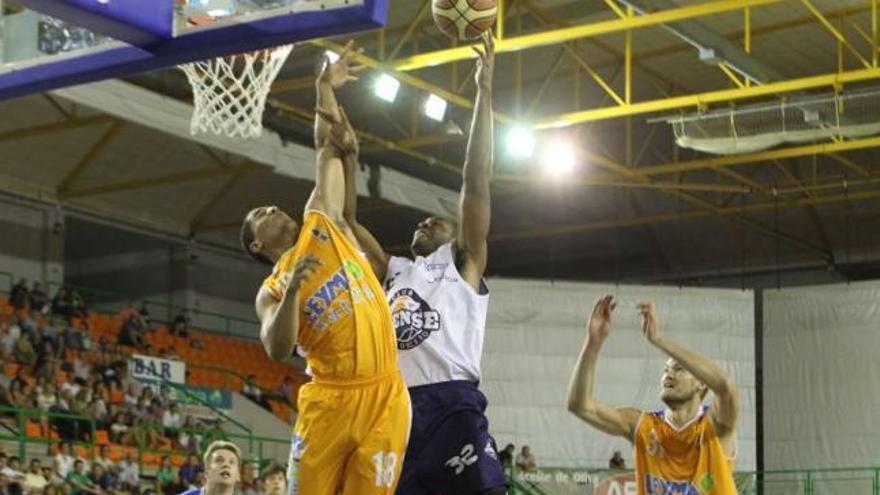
[179, 44, 294, 139]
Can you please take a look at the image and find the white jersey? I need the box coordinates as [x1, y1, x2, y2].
[384, 242, 489, 387]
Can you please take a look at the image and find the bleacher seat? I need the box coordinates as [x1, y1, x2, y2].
[0, 286, 301, 427]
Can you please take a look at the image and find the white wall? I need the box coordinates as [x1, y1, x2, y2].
[229, 392, 293, 463]
[0, 194, 64, 289]
[63, 228, 262, 336]
[763, 280, 880, 470]
[481, 279, 756, 471]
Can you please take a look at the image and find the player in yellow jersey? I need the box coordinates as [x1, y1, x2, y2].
[239, 42, 411, 495]
[567, 296, 739, 495]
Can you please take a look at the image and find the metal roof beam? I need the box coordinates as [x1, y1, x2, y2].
[638, 135, 880, 177]
[0, 115, 115, 144]
[613, 0, 786, 84]
[59, 163, 261, 200]
[489, 189, 880, 243]
[534, 66, 880, 128]
[389, 0, 783, 71]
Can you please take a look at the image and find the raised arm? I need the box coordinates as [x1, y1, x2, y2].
[567, 295, 641, 441]
[255, 256, 321, 361]
[639, 301, 739, 437]
[335, 109, 391, 279]
[306, 41, 365, 222]
[455, 33, 495, 289]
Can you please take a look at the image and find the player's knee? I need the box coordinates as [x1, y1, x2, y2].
[478, 486, 508, 495]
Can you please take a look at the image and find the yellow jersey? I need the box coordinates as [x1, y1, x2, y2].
[633, 406, 737, 495]
[262, 211, 398, 382]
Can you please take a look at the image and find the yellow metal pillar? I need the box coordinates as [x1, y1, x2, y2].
[801, 0, 870, 68]
[515, 0, 523, 116]
[391, 0, 784, 71]
[533, 66, 880, 128]
[378, 28, 385, 61]
[625, 5, 634, 167]
[873, 0, 878, 67]
[564, 46, 626, 106]
[497, 0, 505, 39]
[744, 7, 752, 86]
[526, 47, 568, 115]
[718, 64, 746, 88]
[387, 3, 428, 60]
[625, 5, 633, 105]
[603, 0, 626, 18]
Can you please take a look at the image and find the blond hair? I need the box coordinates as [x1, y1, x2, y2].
[203, 440, 242, 466]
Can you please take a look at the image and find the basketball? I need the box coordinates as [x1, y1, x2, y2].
[432, 0, 497, 40]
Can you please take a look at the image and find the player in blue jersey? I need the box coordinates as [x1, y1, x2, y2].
[179, 441, 240, 495]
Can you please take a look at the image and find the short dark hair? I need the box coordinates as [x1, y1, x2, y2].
[240, 215, 273, 266]
[260, 464, 286, 481]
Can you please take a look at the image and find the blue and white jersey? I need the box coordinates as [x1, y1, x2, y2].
[384, 242, 489, 387]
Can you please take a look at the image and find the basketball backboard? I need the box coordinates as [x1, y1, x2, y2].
[0, 0, 387, 99]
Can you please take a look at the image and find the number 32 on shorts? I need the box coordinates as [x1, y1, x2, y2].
[372, 452, 398, 488]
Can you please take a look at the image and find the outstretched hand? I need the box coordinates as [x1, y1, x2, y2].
[318, 40, 367, 89]
[587, 295, 616, 344]
[637, 300, 662, 345]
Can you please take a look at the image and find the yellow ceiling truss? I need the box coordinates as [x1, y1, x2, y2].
[262, 0, 880, 254]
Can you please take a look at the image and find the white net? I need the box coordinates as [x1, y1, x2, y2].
[667, 88, 880, 155]
[179, 44, 294, 139]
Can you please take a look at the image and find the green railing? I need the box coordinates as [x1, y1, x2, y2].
[0, 269, 258, 338]
[505, 466, 880, 495]
[740, 466, 880, 495]
[1, 267, 291, 410]
[45, 280, 260, 338]
[146, 374, 252, 438]
[0, 407, 290, 468]
[0, 407, 96, 461]
[189, 363, 249, 392]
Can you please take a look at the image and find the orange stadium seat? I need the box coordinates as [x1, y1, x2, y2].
[75, 445, 90, 459]
[94, 430, 110, 445]
[4, 363, 18, 378]
[25, 422, 42, 439]
[107, 445, 125, 462]
[141, 452, 159, 466]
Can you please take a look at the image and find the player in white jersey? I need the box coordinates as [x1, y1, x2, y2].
[332, 33, 505, 495]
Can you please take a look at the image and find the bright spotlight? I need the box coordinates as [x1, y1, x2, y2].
[424, 94, 447, 122]
[541, 140, 576, 177]
[506, 126, 536, 159]
[374, 73, 400, 103]
[206, 8, 231, 17]
[324, 50, 340, 64]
